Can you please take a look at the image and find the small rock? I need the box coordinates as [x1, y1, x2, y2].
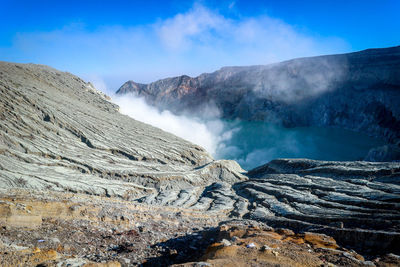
[276, 228, 294, 236]
[246, 242, 256, 248]
[221, 239, 231, 247]
[121, 258, 131, 265]
[387, 253, 400, 259]
[169, 249, 177, 255]
[260, 245, 271, 251]
[272, 250, 279, 257]
[195, 262, 211, 267]
[362, 261, 376, 266]
[343, 252, 361, 262]
[10, 244, 29, 250]
[50, 237, 60, 244]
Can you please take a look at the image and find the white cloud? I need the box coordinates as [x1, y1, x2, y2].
[1, 3, 349, 90]
[155, 4, 348, 63]
[157, 4, 228, 50]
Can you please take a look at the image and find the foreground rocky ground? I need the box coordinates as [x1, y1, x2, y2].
[1, 189, 399, 267]
[0, 189, 222, 266]
[1, 61, 400, 266]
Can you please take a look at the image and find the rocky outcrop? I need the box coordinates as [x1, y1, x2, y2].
[117, 46, 400, 148]
[143, 158, 400, 255]
[169, 221, 400, 267]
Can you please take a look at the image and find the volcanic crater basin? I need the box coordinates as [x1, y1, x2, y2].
[117, 46, 400, 162]
[0, 60, 399, 266]
[215, 120, 386, 170]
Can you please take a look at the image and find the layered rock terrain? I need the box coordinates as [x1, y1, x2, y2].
[0, 61, 246, 198]
[0, 61, 400, 266]
[117, 46, 400, 160]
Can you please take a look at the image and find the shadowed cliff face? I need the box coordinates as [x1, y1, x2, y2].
[117, 46, 400, 147]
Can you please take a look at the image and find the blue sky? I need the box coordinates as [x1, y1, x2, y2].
[1, 0, 399, 93]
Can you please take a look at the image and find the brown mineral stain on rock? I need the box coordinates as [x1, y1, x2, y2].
[0, 247, 58, 267]
[303, 232, 339, 249]
[83, 261, 121, 267]
[178, 223, 378, 267]
[203, 243, 239, 259]
[0, 203, 43, 228]
[282, 235, 305, 245]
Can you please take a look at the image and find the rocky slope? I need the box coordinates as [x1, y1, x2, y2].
[0, 61, 246, 198]
[117, 46, 400, 159]
[1, 61, 400, 266]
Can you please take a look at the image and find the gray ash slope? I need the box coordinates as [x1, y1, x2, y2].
[117, 46, 400, 160]
[0, 61, 245, 198]
[1, 61, 400, 255]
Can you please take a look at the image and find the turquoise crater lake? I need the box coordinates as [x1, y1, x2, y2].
[215, 121, 386, 171]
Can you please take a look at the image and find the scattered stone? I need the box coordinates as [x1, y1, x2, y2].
[246, 242, 256, 248]
[362, 261, 376, 266]
[260, 245, 272, 251]
[387, 253, 400, 259]
[194, 262, 211, 267]
[272, 250, 279, 257]
[49, 237, 60, 244]
[221, 239, 231, 247]
[120, 258, 130, 265]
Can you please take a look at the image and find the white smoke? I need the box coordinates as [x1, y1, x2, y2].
[112, 94, 235, 156]
[108, 92, 380, 171]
